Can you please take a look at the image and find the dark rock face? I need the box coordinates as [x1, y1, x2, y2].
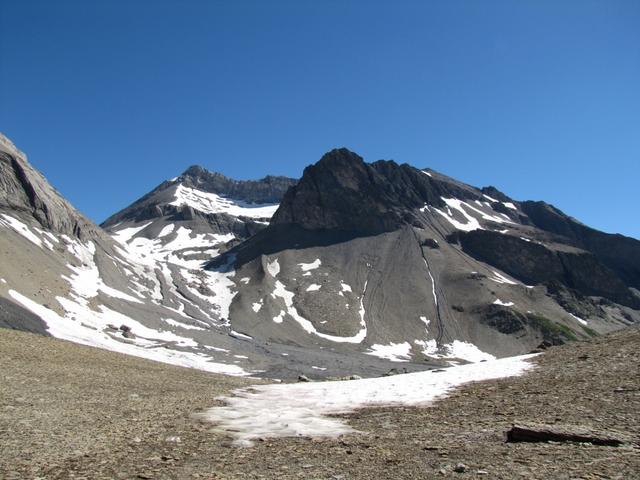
[479, 305, 528, 334]
[455, 230, 564, 285]
[456, 230, 639, 308]
[180, 166, 296, 205]
[271, 148, 474, 234]
[521, 201, 640, 290]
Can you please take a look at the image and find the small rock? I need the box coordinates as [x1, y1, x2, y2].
[453, 463, 467, 473]
[165, 436, 181, 443]
[298, 375, 310, 382]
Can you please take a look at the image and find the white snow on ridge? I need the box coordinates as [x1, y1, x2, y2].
[202, 354, 538, 445]
[366, 342, 412, 362]
[170, 185, 279, 219]
[503, 202, 517, 210]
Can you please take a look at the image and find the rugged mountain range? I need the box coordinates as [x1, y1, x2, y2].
[1, 134, 639, 378]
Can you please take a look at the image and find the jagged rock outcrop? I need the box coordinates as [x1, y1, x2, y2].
[272, 148, 477, 234]
[0, 134, 99, 239]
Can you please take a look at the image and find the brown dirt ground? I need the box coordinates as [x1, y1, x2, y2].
[1, 327, 639, 479]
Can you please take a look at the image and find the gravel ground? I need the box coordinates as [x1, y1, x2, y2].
[1, 327, 639, 479]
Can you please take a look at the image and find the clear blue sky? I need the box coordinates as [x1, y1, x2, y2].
[1, 1, 639, 238]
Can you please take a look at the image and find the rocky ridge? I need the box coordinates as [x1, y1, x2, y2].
[1, 136, 639, 379]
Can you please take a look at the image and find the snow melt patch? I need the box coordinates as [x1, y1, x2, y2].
[170, 184, 279, 218]
[366, 342, 412, 362]
[202, 354, 537, 445]
[252, 300, 263, 313]
[490, 270, 518, 285]
[271, 279, 367, 343]
[340, 282, 353, 293]
[298, 259, 321, 272]
[112, 222, 152, 244]
[0, 214, 43, 247]
[306, 284, 322, 292]
[266, 259, 280, 277]
[158, 224, 175, 238]
[433, 198, 482, 232]
[8, 290, 247, 376]
[493, 299, 515, 307]
[569, 313, 588, 326]
[439, 341, 496, 362]
[63, 240, 144, 304]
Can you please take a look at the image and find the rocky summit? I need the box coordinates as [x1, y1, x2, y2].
[0, 134, 639, 380]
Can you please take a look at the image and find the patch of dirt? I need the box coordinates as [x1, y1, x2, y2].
[1, 327, 639, 479]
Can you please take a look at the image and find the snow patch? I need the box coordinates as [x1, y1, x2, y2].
[202, 354, 537, 445]
[266, 259, 280, 277]
[271, 279, 367, 343]
[158, 224, 175, 238]
[490, 270, 518, 285]
[298, 259, 321, 272]
[0, 214, 44, 248]
[273, 310, 285, 323]
[366, 342, 412, 362]
[493, 299, 515, 307]
[8, 290, 247, 376]
[306, 284, 322, 292]
[252, 300, 263, 313]
[569, 313, 588, 326]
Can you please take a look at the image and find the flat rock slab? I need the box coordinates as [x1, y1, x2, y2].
[505, 423, 635, 446]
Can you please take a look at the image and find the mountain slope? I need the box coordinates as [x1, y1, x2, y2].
[213, 148, 639, 365]
[0, 134, 283, 376]
[2, 136, 639, 379]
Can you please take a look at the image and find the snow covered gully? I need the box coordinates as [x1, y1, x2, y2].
[201, 354, 539, 446]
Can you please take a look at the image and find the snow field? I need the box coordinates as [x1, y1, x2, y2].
[202, 353, 538, 445]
